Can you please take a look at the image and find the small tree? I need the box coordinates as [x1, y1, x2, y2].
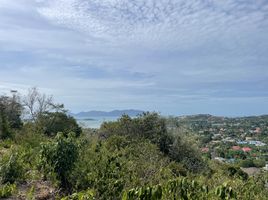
[0, 94, 23, 139]
[40, 132, 79, 190]
[37, 112, 82, 137]
[100, 112, 171, 153]
[0, 153, 25, 184]
[23, 87, 64, 122]
[0, 105, 11, 139]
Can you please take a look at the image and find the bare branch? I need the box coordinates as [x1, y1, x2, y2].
[23, 87, 64, 122]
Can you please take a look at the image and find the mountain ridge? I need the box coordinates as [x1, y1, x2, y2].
[72, 109, 145, 118]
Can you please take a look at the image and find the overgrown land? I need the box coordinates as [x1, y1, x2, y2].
[0, 88, 268, 199]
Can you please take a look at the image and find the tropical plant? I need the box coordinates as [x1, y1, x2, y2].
[0, 152, 25, 184]
[0, 183, 17, 198]
[40, 132, 80, 190]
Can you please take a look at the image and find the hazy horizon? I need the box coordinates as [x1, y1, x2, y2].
[1, 0, 268, 116]
[71, 109, 268, 118]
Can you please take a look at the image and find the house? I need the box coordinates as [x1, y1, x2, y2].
[248, 141, 266, 147]
[237, 141, 248, 145]
[254, 127, 261, 134]
[255, 142, 266, 147]
[242, 147, 252, 152]
[201, 147, 209, 153]
[223, 137, 235, 143]
[232, 146, 241, 151]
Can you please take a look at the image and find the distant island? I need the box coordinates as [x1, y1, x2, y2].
[71, 109, 145, 118]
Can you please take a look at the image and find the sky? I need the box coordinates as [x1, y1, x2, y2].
[0, 0, 268, 116]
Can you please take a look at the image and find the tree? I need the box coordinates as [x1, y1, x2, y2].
[100, 112, 171, 151]
[22, 87, 80, 136]
[0, 153, 25, 184]
[37, 112, 82, 137]
[23, 87, 64, 122]
[40, 132, 80, 190]
[169, 135, 206, 173]
[99, 112, 206, 172]
[0, 104, 11, 139]
[0, 93, 23, 139]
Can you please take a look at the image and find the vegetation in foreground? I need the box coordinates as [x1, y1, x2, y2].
[0, 88, 268, 199]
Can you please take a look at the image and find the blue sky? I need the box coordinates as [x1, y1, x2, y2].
[0, 0, 268, 116]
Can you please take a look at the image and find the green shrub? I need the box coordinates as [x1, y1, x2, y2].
[0, 139, 13, 149]
[100, 112, 170, 152]
[239, 159, 255, 168]
[0, 95, 23, 139]
[0, 153, 25, 184]
[253, 159, 266, 168]
[68, 135, 178, 200]
[37, 112, 82, 137]
[100, 113, 206, 173]
[226, 166, 248, 181]
[15, 123, 46, 149]
[61, 190, 95, 200]
[169, 135, 207, 173]
[0, 183, 17, 198]
[0, 107, 12, 140]
[40, 132, 80, 190]
[122, 178, 211, 200]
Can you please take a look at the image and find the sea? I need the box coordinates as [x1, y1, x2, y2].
[75, 116, 118, 129]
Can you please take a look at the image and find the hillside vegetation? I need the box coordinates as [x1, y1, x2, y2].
[0, 89, 268, 199]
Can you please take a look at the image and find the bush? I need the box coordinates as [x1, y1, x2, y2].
[68, 135, 178, 200]
[0, 183, 17, 198]
[37, 112, 82, 137]
[239, 159, 255, 168]
[100, 112, 206, 173]
[61, 190, 95, 200]
[253, 159, 266, 168]
[40, 132, 80, 190]
[100, 113, 173, 156]
[0, 139, 13, 149]
[226, 166, 248, 181]
[169, 135, 207, 173]
[0, 153, 25, 184]
[0, 108, 12, 139]
[15, 125, 46, 149]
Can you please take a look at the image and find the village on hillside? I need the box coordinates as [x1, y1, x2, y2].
[174, 115, 268, 175]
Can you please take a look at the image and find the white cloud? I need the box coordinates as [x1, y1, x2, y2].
[0, 0, 268, 115]
[37, 0, 268, 50]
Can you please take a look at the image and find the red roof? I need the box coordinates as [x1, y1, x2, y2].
[242, 147, 252, 152]
[201, 147, 209, 153]
[232, 146, 241, 151]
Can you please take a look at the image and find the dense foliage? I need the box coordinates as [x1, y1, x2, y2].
[0, 152, 25, 184]
[100, 113, 206, 173]
[0, 95, 23, 139]
[0, 90, 267, 199]
[40, 132, 80, 189]
[37, 112, 82, 137]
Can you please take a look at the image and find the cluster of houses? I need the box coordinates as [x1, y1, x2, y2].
[232, 146, 252, 152]
[182, 116, 268, 171]
[201, 139, 266, 154]
[237, 139, 266, 147]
